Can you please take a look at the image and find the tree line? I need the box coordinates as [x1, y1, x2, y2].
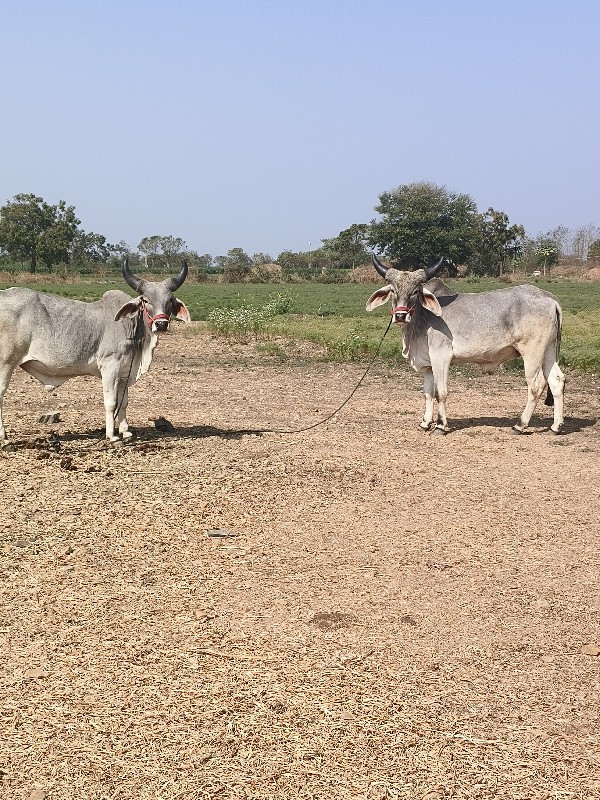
[0, 186, 598, 281]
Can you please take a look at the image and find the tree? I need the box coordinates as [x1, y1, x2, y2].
[0, 194, 80, 272]
[322, 224, 369, 268]
[472, 208, 525, 276]
[222, 247, 252, 282]
[138, 235, 187, 271]
[534, 239, 559, 276]
[252, 252, 273, 266]
[70, 230, 111, 269]
[138, 235, 162, 270]
[159, 235, 186, 268]
[571, 224, 600, 262]
[588, 239, 600, 259]
[544, 226, 571, 258]
[368, 181, 479, 268]
[275, 248, 329, 281]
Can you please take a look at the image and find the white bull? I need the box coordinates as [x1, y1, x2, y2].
[0, 260, 190, 443]
[366, 255, 565, 434]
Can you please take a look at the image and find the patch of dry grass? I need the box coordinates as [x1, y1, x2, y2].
[2, 331, 600, 799]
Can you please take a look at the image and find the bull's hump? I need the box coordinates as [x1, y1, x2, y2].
[100, 289, 132, 303]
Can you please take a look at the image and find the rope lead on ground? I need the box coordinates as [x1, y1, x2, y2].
[262, 317, 393, 435]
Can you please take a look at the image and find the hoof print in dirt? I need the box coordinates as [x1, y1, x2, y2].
[38, 412, 61, 424]
[309, 611, 354, 630]
[154, 416, 175, 432]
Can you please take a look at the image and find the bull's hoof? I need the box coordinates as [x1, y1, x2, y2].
[510, 425, 524, 435]
[550, 425, 564, 435]
[419, 422, 433, 432]
[431, 426, 447, 436]
[122, 430, 134, 440]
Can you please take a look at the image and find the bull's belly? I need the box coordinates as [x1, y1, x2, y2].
[451, 345, 519, 366]
[19, 358, 100, 388]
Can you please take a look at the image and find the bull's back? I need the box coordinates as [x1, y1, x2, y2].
[0, 288, 131, 374]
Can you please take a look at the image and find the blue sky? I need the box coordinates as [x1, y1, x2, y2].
[2, 0, 599, 257]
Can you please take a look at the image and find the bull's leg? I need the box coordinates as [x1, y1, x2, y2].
[115, 382, 133, 439]
[101, 370, 121, 442]
[514, 360, 546, 433]
[431, 364, 450, 434]
[544, 355, 565, 434]
[0, 365, 16, 443]
[419, 369, 435, 430]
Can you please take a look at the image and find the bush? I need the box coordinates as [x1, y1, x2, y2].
[207, 293, 293, 341]
[326, 329, 372, 361]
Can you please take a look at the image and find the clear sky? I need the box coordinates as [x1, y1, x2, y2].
[2, 0, 599, 258]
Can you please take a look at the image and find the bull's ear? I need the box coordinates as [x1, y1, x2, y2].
[419, 287, 442, 316]
[365, 286, 393, 311]
[173, 298, 191, 323]
[115, 296, 143, 321]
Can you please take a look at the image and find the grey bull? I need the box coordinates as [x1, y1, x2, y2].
[0, 259, 190, 444]
[366, 255, 565, 434]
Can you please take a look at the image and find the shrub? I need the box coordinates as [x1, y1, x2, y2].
[326, 329, 372, 361]
[207, 293, 293, 341]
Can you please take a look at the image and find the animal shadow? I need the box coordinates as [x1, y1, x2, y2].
[450, 415, 595, 435]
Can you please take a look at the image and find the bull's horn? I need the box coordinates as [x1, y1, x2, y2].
[122, 257, 144, 293]
[166, 259, 188, 292]
[371, 253, 388, 278]
[424, 257, 445, 280]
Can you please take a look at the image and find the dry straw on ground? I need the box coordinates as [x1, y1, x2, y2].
[2, 328, 600, 799]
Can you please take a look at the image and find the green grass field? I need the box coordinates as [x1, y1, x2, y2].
[2, 277, 599, 370]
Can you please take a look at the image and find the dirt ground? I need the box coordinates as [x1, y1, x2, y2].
[2, 326, 600, 800]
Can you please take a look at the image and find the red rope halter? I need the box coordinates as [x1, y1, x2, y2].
[141, 300, 170, 328]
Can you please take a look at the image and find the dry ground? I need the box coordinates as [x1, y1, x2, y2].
[2, 327, 600, 800]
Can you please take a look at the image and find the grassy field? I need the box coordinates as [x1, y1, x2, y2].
[2, 276, 600, 370]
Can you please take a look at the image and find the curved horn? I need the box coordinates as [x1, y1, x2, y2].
[424, 257, 446, 280]
[371, 253, 388, 279]
[166, 259, 188, 292]
[122, 257, 144, 293]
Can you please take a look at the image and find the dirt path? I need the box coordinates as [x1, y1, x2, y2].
[2, 328, 600, 799]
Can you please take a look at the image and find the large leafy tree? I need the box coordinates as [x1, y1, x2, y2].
[322, 223, 369, 268]
[0, 194, 80, 272]
[70, 230, 111, 269]
[472, 208, 525, 276]
[368, 181, 479, 268]
[138, 235, 187, 271]
[222, 247, 252, 282]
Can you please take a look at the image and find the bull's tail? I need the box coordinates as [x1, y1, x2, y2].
[544, 304, 562, 407]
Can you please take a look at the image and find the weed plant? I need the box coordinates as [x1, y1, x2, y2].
[206, 293, 293, 341]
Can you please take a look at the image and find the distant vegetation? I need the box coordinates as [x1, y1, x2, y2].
[1, 184, 599, 282]
[2, 278, 599, 372]
[2, 184, 599, 369]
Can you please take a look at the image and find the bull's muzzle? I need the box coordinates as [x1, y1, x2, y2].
[154, 318, 169, 332]
[391, 305, 413, 324]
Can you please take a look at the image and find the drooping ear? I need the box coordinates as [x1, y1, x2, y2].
[172, 299, 191, 323]
[419, 286, 442, 316]
[115, 296, 143, 321]
[365, 286, 394, 311]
